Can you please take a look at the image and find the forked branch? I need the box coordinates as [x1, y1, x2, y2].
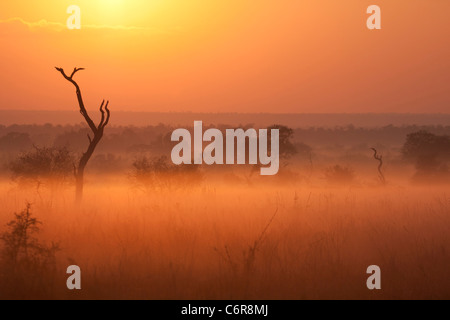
[98, 99, 111, 130]
[55, 67, 110, 134]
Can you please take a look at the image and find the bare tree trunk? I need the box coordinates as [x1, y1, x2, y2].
[75, 171, 84, 204]
[56, 67, 111, 204]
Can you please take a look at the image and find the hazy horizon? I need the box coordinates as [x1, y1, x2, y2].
[1, 109, 450, 127]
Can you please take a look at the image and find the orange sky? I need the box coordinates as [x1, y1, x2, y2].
[0, 0, 449, 114]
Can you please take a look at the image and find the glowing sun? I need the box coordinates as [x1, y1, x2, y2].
[97, 0, 125, 15]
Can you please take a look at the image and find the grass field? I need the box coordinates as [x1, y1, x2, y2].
[0, 174, 449, 300]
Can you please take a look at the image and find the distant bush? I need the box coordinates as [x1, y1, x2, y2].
[325, 165, 355, 185]
[131, 155, 202, 191]
[90, 153, 125, 174]
[402, 131, 450, 182]
[10, 146, 74, 187]
[267, 125, 298, 160]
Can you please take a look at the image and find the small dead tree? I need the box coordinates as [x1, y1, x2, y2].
[371, 148, 386, 185]
[55, 67, 111, 203]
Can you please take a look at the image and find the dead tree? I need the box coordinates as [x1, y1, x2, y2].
[371, 148, 386, 185]
[55, 67, 110, 203]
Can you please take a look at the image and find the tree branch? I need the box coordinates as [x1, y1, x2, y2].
[103, 101, 111, 128]
[55, 67, 98, 134]
[71, 67, 85, 78]
[98, 100, 111, 130]
[98, 100, 106, 129]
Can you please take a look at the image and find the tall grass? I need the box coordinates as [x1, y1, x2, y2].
[0, 177, 449, 299]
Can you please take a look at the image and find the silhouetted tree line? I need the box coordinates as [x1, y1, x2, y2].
[2, 124, 449, 155]
[1, 124, 450, 183]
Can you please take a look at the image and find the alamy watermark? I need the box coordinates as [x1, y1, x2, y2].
[171, 121, 280, 176]
[67, 5, 81, 30]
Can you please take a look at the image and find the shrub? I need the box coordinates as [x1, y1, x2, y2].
[131, 155, 202, 191]
[10, 146, 74, 187]
[0, 204, 59, 299]
[325, 165, 355, 185]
